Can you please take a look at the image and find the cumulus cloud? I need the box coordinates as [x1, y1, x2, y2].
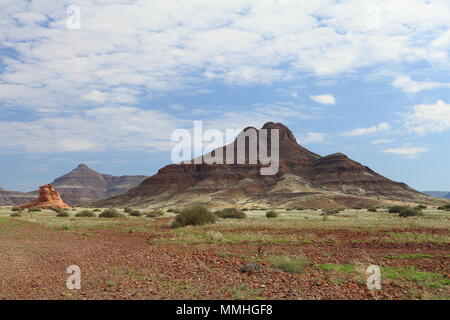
[1, 0, 450, 111]
[310, 94, 336, 105]
[393, 76, 450, 93]
[404, 100, 450, 134]
[342, 122, 391, 136]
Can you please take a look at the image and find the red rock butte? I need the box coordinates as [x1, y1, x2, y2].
[20, 184, 70, 209]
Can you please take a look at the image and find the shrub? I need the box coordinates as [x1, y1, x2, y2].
[56, 211, 70, 217]
[10, 212, 22, 217]
[266, 210, 278, 218]
[368, 207, 377, 212]
[12, 207, 23, 212]
[129, 210, 142, 217]
[171, 205, 216, 228]
[75, 210, 95, 217]
[437, 204, 450, 211]
[417, 205, 427, 210]
[242, 208, 249, 211]
[167, 208, 177, 213]
[93, 209, 101, 212]
[215, 208, 246, 219]
[389, 205, 408, 213]
[267, 255, 309, 274]
[399, 207, 422, 218]
[99, 208, 124, 218]
[146, 210, 164, 218]
[123, 207, 133, 213]
[28, 207, 42, 212]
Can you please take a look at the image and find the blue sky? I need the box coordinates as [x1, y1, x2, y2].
[1, 0, 450, 192]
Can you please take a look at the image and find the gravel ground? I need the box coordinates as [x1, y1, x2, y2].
[0, 215, 448, 300]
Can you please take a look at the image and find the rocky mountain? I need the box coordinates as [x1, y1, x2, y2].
[423, 191, 450, 199]
[95, 122, 442, 209]
[48, 164, 148, 205]
[0, 165, 148, 206]
[0, 188, 37, 206]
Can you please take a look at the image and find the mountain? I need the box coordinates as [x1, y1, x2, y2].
[49, 164, 148, 205]
[0, 188, 37, 206]
[423, 191, 450, 199]
[0, 164, 148, 206]
[95, 122, 442, 209]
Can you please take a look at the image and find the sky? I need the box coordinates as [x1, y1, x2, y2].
[1, 0, 450, 192]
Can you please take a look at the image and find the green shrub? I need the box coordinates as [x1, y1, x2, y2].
[123, 207, 133, 213]
[399, 207, 422, 218]
[75, 210, 95, 217]
[389, 205, 408, 213]
[56, 211, 70, 217]
[99, 208, 124, 218]
[437, 204, 450, 211]
[129, 210, 142, 217]
[368, 207, 377, 212]
[93, 209, 101, 212]
[242, 208, 249, 211]
[10, 212, 22, 217]
[266, 210, 278, 218]
[146, 210, 164, 218]
[28, 207, 42, 212]
[215, 208, 246, 219]
[171, 206, 216, 228]
[267, 255, 310, 274]
[12, 207, 23, 212]
[167, 208, 177, 213]
[417, 205, 427, 210]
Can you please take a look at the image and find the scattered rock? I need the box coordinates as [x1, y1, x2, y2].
[240, 262, 262, 273]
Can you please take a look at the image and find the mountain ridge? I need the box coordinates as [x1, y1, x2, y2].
[95, 122, 441, 209]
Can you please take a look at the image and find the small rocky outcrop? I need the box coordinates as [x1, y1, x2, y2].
[20, 184, 70, 209]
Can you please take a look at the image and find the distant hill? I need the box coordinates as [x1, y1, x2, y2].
[0, 164, 148, 206]
[48, 164, 148, 205]
[95, 122, 442, 209]
[423, 191, 450, 199]
[0, 188, 36, 206]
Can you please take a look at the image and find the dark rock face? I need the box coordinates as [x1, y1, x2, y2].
[96, 122, 438, 208]
[49, 164, 148, 205]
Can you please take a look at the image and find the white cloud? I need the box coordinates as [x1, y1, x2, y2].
[382, 146, 428, 158]
[301, 132, 328, 144]
[310, 94, 336, 105]
[1, 0, 450, 111]
[404, 100, 450, 134]
[372, 138, 394, 144]
[0, 101, 314, 154]
[342, 122, 391, 136]
[393, 76, 450, 93]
